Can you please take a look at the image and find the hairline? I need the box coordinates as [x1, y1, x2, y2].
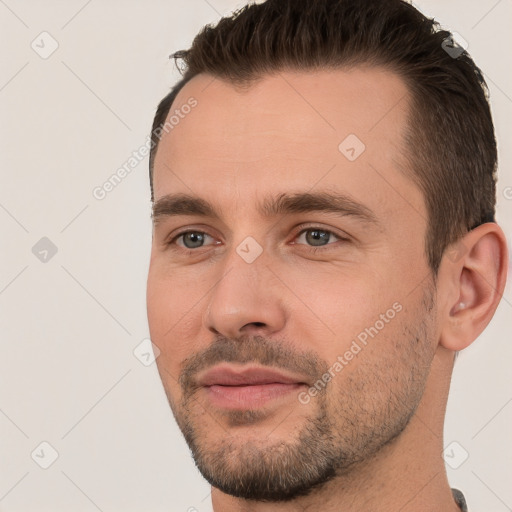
[150, 62, 418, 187]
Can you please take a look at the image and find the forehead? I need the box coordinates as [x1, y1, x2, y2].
[152, 67, 423, 224]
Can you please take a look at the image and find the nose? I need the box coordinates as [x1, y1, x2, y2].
[202, 248, 287, 340]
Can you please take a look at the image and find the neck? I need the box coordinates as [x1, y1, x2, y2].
[211, 347, 461, 512]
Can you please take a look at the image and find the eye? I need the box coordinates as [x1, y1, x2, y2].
[171, 230, 217, 250]
[293, 227, 345, 248]
[167, 226, 348, 253]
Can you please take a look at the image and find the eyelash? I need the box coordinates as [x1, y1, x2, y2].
[166, 226, 349, 254]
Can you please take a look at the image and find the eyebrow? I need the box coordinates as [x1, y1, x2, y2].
[151, 191, 379, 227]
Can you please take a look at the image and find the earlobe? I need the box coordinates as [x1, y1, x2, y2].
[439, 223, 508, 352]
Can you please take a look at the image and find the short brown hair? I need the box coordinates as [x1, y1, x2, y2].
[149, 0, 497, 274]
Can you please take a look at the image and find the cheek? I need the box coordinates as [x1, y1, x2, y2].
[287, 264, 392, 335]
[284, 264, 412, 379]
[146, 266, 205, 370]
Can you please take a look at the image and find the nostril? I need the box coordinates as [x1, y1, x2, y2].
[240, 322, 267, 332]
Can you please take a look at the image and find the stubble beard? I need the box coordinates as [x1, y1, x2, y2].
[163, 287, 436, 502]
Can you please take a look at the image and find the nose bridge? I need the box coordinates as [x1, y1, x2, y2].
[203, 237, 286, 338]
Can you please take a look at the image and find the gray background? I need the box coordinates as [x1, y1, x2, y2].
[0, 0, 511, 510]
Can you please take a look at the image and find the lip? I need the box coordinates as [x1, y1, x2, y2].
[198, 365, 308, 387]
[197, 364, 309, 410]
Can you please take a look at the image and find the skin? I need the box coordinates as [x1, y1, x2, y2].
[146, 68, 508, 511]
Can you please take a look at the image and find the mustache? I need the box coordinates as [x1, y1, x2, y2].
[179, 335, 328, 394]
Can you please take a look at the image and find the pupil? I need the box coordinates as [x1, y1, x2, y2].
[307, 230, 329, 246]
[184, 232, 204, 248]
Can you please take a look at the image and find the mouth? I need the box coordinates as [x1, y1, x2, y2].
[197, 364, 310, 410]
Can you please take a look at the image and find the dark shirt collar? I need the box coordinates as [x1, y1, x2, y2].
[452, 488, 468, 511]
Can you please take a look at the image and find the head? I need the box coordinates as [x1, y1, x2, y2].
[146, 0, 507, 503]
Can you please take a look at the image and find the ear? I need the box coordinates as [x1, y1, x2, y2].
[438, 223, 508, 351]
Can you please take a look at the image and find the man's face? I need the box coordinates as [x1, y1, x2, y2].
[147, 68, 440, 500]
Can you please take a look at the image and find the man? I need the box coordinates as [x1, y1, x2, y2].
[146, 0, 508, 510]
